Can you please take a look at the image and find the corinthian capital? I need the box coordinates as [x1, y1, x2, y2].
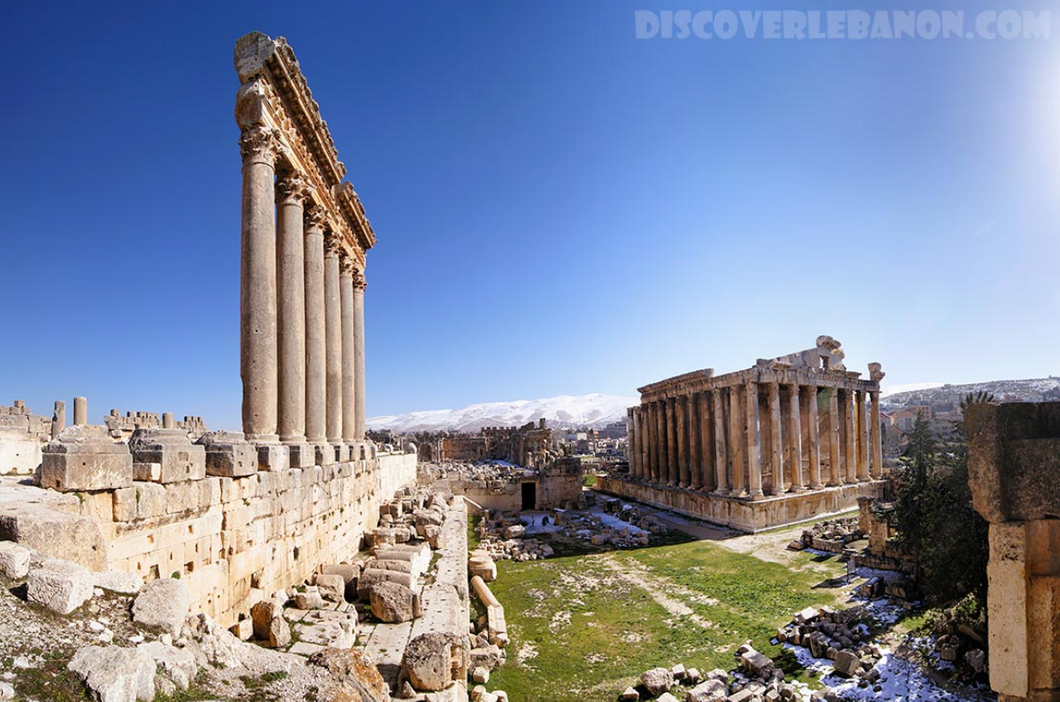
[304, 204, 326, 232]
[275, 172, 307, 204]
[238, 124, 279, 163]
[324, 230, 344, 257]
[352, 269, 368, 291]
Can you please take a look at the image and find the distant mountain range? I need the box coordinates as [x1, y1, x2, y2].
[367, 393, 637, 434]
[880, 377, 1060, 408]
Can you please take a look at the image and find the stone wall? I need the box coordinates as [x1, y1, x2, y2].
[0, 401, 52, 475]
[596, 476, 884, 532]
[967, 401, 1060, 702]
[426, 462, 582, 513]
[2, 447, 417, 630]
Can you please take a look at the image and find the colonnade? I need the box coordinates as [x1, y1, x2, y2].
[627, 382, 883, 499]
[239, 125, 367, 455]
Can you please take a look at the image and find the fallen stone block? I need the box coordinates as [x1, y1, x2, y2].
[368, 581, 415, 623]
[307, 647, 387, 702]
[686, 678, 727, 702]
[250, 600, 290, 648]
[0, 540, 32, 579]
[313, 572, 346, 602]
[641, 667, 674, 697]
[131, 578, 190, 636]
[92, 570, 142, 595]
[137, 641, 197, 690]
[68, 645, 155, 702]
[832, 650, 860, 677]
[27, 558, 93, 614]
[401, 631, 470, 691]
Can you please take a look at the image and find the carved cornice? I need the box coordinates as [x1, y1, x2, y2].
[234, 32, 377, 259]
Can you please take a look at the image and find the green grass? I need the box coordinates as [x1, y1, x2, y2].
[468, 513, 482, 551]
[487, 538, 847, 702]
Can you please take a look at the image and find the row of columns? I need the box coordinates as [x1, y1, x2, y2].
[627, 384, 883, 499]
[240, 125, 367, 450]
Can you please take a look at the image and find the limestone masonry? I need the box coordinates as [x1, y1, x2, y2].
[599, 336, 887, 531]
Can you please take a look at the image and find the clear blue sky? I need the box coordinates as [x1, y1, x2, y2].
[1, 0, 1058, 430]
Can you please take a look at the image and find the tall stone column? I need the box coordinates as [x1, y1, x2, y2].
[676, 396, 690, 488]
[768, 383, 784, 495]
[828, 387, 842, 486]
[746, 382, 764, 499]
[807, 386, 823, 489]
[686, 395, 700, 489]
[665, 398, 678, 486]
[276, 173, 307, 446]
[870, 390, 883, 478]
[73, 397, 87, 426]
[239, 124, 279, 443]
[352, 269, 367, 441]
[340, 257, 357, 444]
[324, 233, 343, 446]
[712, 390, 729, 494]
[729, 387, 746, 496]
[303, 207, 328, 449]
[639, 406, 650, 479]
[844, 389, 857, 483]
[857, 390, 870, 481]
[653, 401, 665, 483]
[787, 384, 804, 490]
[697, 392, 714, 491]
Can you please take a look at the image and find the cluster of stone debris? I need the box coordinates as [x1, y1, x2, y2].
[776, 605, 882, 683]
[927, 610, 987, 676]
[474, 514, 555, 561]
[787, 516, 863, 554]
[618, 646, 800, 702]
[0, 540, 387, 702]
[369, 489, 454, 550]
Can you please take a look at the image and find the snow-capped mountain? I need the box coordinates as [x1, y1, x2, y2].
[880, 377, 1060, 408]
[367, 393, 638, 434]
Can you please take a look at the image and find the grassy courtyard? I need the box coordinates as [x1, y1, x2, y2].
[486, 535, 849, 702]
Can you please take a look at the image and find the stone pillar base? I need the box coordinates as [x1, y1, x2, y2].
[313, 443, 335, 466]
[129, 428, 206, 483]
[335, 444, 350, 463]
[256, 444, 289, 472]
[284, 442, 315, 469]
[197, 431, 257, 478]
[41, 426, 133, 492]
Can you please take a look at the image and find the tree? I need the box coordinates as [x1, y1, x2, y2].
[892, 399, 991, 607]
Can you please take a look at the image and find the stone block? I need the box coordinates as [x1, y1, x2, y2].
[313, 572, 346, 602]
[0, 502, 106, 570]
[286, 442, 314, 469]
[137, 641, 197, 690]
[967, 402, 1060, 523]
[0, 430, 42, 475]
[256, 444, 288, 472]
[68, 645, 155, 702]
[196, 431, 257, 478]
[93, 570, 142, 594]
[27, 558, 94, 614]
[401, 631, 470, 692]
[40, 426, 133, 492]
[132, 578, 191, 636]
[0, 541, 32, 579]
[132, 462, 161, 482]
[129, 429, 206, 483]
[640, 667, 674, 697]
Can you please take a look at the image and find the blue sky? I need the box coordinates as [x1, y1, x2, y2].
[1, 0, 1058, 430]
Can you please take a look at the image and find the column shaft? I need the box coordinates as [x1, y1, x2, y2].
[769, 383, 784, 495]
[697, 392, 714, 491]
[870, 390, 883, 478]
[828, 387, 841, 485]
[665, 399, 678, 486]
[303, 210, 327, 444]
[239, 125, 279, 442]
[857, 390, 870, 480]
[787, 384, 804, 490]
[712, 390, 729, 494]
[353, 270, 367, 440]
[688, 396, 702, 488]
[654, 401, 665, 483]
[730, 387, 746, 495]
[340, 259, 357, 443]
[807, 386, 822, 488]
[844, 389, 857, 483]
[276, 174, 306, 443]
[324, 235, 343, 444]
[676, 396, 690, 487]
[639, 406, 650, 478]
[747, 382, 763, 498]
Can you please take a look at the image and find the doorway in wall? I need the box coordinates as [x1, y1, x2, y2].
[521, 482, 537, 511]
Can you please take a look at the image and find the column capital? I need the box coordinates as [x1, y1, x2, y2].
[238, 124, 279, 165]
[324, 230, 344, 258]
[275, 172, 308, 205]
[305, 204, 327, 233]
[340, 253, 357, 277]
[352, 269, 367, 291]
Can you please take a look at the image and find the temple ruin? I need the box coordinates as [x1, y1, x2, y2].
[598, 336, 887, 531]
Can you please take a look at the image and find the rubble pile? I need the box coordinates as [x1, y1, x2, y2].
[923, 608, 988, 677]
[776, 606, 884, 685]
[787, 516, 863, 554]
[617, 646, 805, 702]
